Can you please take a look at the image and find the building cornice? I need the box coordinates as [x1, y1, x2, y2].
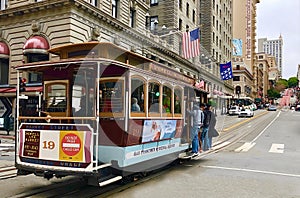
[0, 0, 71, 18]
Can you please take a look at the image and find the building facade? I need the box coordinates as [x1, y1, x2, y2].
[0, 0, 235, 123]
[257, 35, 283, 77]
[197, 0, 234, 111]
[255, 52, 278, 99]
[232, 0, 260, 100]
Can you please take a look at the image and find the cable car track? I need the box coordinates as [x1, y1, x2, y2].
[0, 166, 17, 180]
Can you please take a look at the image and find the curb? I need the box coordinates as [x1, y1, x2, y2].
[0, 135, 15, 140]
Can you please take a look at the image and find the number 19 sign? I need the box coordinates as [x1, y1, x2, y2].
[20, 125, 92, 164]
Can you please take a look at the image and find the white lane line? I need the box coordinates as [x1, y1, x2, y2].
[201, 165, 300, 178]
[251, 111, 281, 142]
[269, 143, 284, 153]
[235, 142, 256, 152]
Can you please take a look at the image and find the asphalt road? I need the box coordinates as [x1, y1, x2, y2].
[106, 109, 300, 198]
[0, 109, 299, 197]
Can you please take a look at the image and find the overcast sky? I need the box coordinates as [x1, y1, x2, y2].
[256, 0, 300, 79]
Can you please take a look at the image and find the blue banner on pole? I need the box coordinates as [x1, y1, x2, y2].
[220, 61, 233, 80]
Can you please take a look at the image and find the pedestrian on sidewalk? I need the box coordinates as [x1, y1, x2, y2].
[187, 102, 204, 157]
[207, 105, 219, 149]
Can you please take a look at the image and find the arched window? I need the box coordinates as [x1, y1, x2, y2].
[163, 85, 172, 115]
[235, 86, 241, 95]
[174, 87, 183, 114]
[23, 36, 49, 84]
[131, 77, 145, 115]
[148, 81, 160, 116]
[0, 42, 9, 85]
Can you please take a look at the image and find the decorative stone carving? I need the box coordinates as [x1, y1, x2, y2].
[90, 27, 100, 41]
[131, 46, 137, 52]
[114, 36, 120, 45]
[31, 21, 40, 33]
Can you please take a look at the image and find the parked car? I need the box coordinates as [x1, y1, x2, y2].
[228, 106, 240, 115]
[250, 103, 257, 111]
[295, 104, 300, 111]
[268, 105, 277, 111]
[238, 108, 254, 118]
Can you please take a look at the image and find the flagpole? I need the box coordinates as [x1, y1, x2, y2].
[159, 24, 202, 38]
[159, 29, 182, 38]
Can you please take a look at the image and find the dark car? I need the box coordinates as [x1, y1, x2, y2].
[268, 105, 277, 111]
[296, 104, 300, 111]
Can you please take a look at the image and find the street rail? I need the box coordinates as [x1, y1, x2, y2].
[0, 166, 17, 180]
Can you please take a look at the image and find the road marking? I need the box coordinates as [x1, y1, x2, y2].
[201, 165, 300, 178]
[235, 142, 256, 152]
[251, 111, 281, 142]
[269, 143, 284, 153]
[223, 111, 269, 132]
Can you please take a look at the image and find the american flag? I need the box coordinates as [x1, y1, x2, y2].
[182, 28, 200, 59]
[220, 61, 233, 80]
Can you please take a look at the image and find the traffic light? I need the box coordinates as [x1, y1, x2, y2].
[19, 77, 26, 92]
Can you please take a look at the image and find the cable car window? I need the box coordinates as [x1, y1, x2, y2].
[45, 82, 67, 112]
[100, 79, 124, 113]
[163, 85, 172, 114]
[72, 67, 96, 117]
[148, 82, 160, 114]
[131, 77, 145, 113]
[174, 88, 182, 114]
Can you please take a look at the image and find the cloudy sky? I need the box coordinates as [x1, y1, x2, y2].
[256, 0, 300, 79]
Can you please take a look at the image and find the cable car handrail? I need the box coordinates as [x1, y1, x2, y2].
[18, 116, 97, 120]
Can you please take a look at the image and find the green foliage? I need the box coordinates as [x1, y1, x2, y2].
[275, 79, 288, 92]
[267, 88, 280, 99]
[287, 77, 298, 88]
[208, 100, 217, 107]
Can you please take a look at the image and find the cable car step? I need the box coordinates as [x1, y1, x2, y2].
[92, 163, 112, 171]
[99, 175, 122, 187]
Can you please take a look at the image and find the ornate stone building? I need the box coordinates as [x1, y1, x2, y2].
[232, 0, 260, 99]
[0, 0, 234, 122]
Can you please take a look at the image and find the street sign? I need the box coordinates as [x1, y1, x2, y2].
[0, 100, 7, 117]
[0, 97, 12, 118]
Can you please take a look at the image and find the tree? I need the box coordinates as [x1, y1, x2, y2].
[275, 79, 288, 92]
[287, 77, 299, 88]
[267, 87, 280, 99]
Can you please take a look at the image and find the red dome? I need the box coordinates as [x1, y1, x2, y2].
[23, 36, 49, 51]
[0, 42, 10, 57]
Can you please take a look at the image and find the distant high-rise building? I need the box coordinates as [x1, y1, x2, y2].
[258, 35, 283, 77]
[232, 0, 260, 99]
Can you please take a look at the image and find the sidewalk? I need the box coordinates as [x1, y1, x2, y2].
[0, 129, 15, 144]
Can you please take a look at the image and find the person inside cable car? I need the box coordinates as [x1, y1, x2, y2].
[131, 97, 140, 112]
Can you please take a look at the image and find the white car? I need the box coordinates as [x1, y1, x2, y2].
[228, 106, 240, 115]
[238, 108, 254, 118]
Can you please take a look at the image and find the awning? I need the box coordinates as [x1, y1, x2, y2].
[0, 86, 42, 97]
[0, 42, 9, 58]
[255, 98, 262, 102]
[23, 36, 49, 54]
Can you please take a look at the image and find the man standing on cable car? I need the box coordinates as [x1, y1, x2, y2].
[187, 101, 204, 157]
